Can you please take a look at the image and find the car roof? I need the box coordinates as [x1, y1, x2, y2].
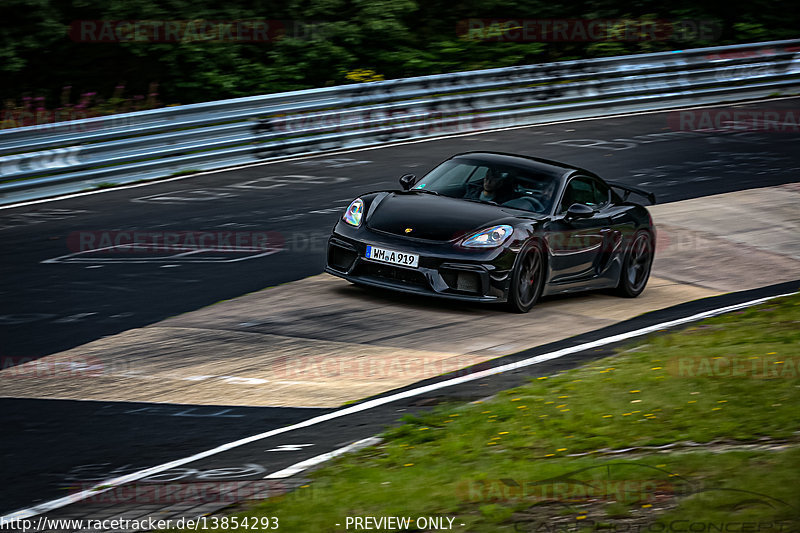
[450, 151, 595, 180]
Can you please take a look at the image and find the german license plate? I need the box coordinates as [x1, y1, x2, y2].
[365, 245, 419, 268]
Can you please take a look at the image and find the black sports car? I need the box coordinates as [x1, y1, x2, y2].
[325, 152, 656, 312]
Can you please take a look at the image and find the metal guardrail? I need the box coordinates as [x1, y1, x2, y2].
[1, 39, 799, 204]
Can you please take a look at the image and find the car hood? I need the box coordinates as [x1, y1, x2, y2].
[366, 192, 537, 241]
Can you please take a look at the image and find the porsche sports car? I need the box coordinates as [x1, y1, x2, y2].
[325, 152, 656, 312]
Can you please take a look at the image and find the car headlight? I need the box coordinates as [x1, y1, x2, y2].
[461, 225, 514, 248]
[343, 198, 364, 227]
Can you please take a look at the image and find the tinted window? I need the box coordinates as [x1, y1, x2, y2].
[560, 177, 593, 212]
[413, 158, 559, 214]
[593, 180, 610, 205]
[559, 177, 608, 212]
[423, 162, 482, 186]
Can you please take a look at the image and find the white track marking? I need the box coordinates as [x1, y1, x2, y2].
[264, 437, 383, 479]
[266, 444, 314, 452]
[1, 290, 795, 521]
[1, 95, 797, 211]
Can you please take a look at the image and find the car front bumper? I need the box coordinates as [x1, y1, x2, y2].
[325, 223, 518, 303]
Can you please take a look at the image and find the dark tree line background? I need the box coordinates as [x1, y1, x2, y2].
[1, 0, 797, 110]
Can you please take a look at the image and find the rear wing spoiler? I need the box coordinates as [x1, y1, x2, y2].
[607, 181, 656, 205]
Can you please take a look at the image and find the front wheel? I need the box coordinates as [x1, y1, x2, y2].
[507, 241, 545, 313]
[615, 230, 654, 298]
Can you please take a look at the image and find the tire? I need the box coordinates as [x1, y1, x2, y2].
[506, 241, 545, 313]
[615, 230, 654, 298]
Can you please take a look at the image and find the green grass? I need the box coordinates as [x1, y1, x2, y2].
[183, 292, 800, 532]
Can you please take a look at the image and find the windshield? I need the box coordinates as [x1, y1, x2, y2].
[412, 158, 558, 214]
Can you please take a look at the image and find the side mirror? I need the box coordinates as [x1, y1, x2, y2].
[565, 203, 594, 220]
[399, 174, 417, 191]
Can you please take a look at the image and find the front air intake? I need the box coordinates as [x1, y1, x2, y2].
[329, 245, 357, 272]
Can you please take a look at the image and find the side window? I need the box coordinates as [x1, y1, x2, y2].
[560, 177, 608, 213]
[559, 177, 594, 212]
[593, 180, 610, 206]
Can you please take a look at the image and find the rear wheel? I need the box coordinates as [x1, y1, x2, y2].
[616, 230, 653, 297]
[507, 241, 545, 313]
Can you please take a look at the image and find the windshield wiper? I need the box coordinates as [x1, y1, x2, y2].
[412, 188, 439, 196]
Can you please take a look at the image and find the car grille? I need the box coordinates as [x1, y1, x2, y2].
[355, 262, 428, 288]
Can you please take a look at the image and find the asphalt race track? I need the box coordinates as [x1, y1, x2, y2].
[3, 99, 800, 359]
[1, 98, 799, 516]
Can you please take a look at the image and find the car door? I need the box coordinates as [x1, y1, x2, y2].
[545, 175, 612, 282]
